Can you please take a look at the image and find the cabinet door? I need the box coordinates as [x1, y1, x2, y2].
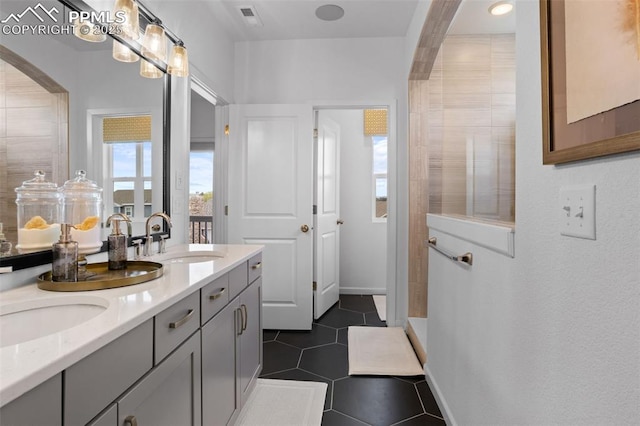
[239, 277, 262, 405]
[118, 331, 201, 426]
[202, 300, 240, 426]
[0, 373, 61, 426]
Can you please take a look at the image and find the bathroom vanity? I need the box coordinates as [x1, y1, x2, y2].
[0, 244, 263, 426]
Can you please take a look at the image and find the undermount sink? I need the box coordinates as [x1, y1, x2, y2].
[154, 250, 225, 265]
[0, 296, 109, 348]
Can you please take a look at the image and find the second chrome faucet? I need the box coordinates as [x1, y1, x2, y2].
[144, 212, 172, 256]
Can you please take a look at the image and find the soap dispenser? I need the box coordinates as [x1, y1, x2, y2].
[106, 213, 131, 270]
[52, 224, 78, 282]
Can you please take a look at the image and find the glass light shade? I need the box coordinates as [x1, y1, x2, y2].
[141, 24, 167, 61]
[140, 59, 163, 78]
[168, 45, 189, 77]
[488, 1, 513, 16]
[113, 0, 140, 40]
[73, 18, 106, 42]
[113, 40, 139, 63]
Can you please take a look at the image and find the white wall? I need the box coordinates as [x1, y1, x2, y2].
[234, 38, 405, 104]
[322, 110, 387, 294]
[425, 1, 640, 425]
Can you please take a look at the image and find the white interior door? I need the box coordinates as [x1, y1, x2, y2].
[314, 112, 341, 319]
[228, 104, 314, 330]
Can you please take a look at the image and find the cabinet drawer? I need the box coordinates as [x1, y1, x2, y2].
[155, 291, 200, 363]
[248, 252, 263, 284]
[65, 319, 153, 426]
[228, 262, 248, 300]
[201, 274, 230, 325]
[1, 373, 62, 426]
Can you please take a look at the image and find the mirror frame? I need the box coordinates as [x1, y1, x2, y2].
[0, 0, 171, 271]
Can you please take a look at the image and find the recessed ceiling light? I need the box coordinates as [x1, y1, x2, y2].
[488, 1, 513, 16]
[315, 4, 344, 22]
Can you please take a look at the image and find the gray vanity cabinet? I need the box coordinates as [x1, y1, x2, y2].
[238, 276, 262, 406]
[118, 331, 202, 426]
[201, 300, 240, 426]
[202, 258, 263, 426]
[0, 373, 62, 426]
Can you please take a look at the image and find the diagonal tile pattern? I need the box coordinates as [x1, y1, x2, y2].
[260, 295, 446, 426]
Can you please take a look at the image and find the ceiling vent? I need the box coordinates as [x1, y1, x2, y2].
[237, 6, 263, 27]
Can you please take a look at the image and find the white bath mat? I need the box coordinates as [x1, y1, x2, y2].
[348, 326, 424, 376]
[372, 295, 386, 321]
[235, 379, 327, 426]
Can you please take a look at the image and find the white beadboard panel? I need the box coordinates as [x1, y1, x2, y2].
[427, 213, 514, 257]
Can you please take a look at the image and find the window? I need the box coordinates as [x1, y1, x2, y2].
[373, 136, 388, 220]
[189, 146, 214, 243]
[103, 115, 153, 222]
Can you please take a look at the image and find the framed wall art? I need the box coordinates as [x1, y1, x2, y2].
[540, 0, 640, 164]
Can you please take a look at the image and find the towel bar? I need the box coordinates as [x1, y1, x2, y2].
[426, 237, 473, 266]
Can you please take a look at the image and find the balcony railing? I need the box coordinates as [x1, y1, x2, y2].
[189, 215, 213, 243]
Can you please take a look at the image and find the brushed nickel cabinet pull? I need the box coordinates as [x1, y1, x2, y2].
[251, 262, 262, 270]
[124, 415, 138, 426]
[169, 309, 195, 329]
[209, 287, 226, 300]
[236, 308, 243, 336]
[241, 304, 248, 332]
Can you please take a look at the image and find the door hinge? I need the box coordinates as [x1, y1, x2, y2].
[224, 124, 230, 135]
[313, 128, 318, 138]
[312, 281, 317, 291]
[224, 205, 228, 216]
[313, 205, 317, 215]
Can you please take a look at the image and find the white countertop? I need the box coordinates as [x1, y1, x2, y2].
[0, 243, 263, 406]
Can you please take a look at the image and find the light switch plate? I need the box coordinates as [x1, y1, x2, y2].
[559, 184, 596, 240]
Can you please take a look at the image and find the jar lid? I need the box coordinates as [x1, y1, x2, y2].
[60, 170, 103, 198]
[15, 170, 60, 196]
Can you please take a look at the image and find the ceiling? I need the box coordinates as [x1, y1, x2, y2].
[204, 0, 515, 42]
[205, 0, 420, 42]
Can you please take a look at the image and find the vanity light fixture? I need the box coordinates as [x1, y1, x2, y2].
[141, 23, 167, 62]
[112, 39, 139, 62]
[168, 42, 189, 77]
[488, 1, 513, 16]
[140, 58, 163, 78]
[113, 0, 140, 40]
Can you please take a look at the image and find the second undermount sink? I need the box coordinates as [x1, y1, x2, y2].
[0, 296, 109, 348]
[154, 250, 225, 265]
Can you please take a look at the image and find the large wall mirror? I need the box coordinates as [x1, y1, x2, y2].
[0, 0, 171, 271]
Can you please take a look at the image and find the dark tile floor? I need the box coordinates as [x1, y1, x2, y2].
[261, 295, 446, 426]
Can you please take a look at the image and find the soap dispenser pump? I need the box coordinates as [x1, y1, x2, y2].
[106, 213, 131, 270]
[52, 224, 78, 282]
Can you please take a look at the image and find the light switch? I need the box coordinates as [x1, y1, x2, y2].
[559, 184, 596, 240]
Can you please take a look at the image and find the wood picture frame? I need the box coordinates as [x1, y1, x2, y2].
[540, 0, 640, 164]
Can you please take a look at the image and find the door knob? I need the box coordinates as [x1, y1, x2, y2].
[337, 219, 344, 225]
[301, 224, 310, 233]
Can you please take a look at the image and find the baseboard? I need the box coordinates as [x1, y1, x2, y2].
[339, 287, 386, 295]
[425, 364, 457, 426]
[406, 318, 427, 365]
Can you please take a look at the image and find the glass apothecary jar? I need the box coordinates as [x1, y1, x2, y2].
[15, 170, 62, 253]
[60, 170, 104, 255]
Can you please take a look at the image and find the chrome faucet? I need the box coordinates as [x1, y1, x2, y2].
[144, 212, 172, 256]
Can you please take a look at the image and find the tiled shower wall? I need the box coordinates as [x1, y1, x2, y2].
[0, 59, 68, 244]
[408, 34, 516, 318]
